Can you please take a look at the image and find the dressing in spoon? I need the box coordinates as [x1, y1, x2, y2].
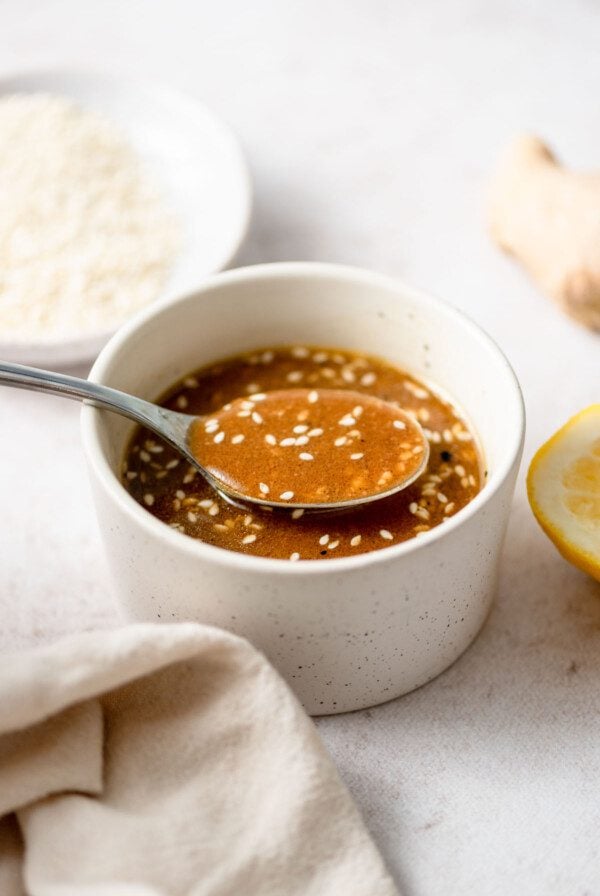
[0, 363, 428, 511]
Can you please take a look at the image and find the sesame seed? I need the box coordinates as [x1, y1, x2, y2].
[308, 428, 323, 437]
[338, 414, 356, 426]
[380, 529, 393, 540]
[295, 435, 309, 446]
[231, 434, 245, 444]
[280, 437, 296, 447]
[208, 505, 219, 517]
[334, 436, 347, 447]
[332, 353, 346, 364]
[214, 524, 229, 532]
[350, 534, 362, 547]
[313, 352, 328, 363]
[437, 492, 448, 503]
[468, 474, 476, 486]
[409, 502, 418, 514]
[241, 400, 255, 410]
[259, 482, 270, 495]
[319, 534, 330, 545]
[187, 511, 197, 522]
[176, 395, 188, 409]
[291, 508, 305, 519]
[294, 424, 309, 434]
[139, 450, 151, 462]
[457, 431, 473, 442]
[291, 346, 309, 358]
[290, 552, 301, 561]
[237, 410, 251, 418]
[308, 390, 319, 403]
[205, 418, 219, 429]
[280, 490, 295, 500]
[143, 493, 155, 506]
[461, 476, 469, 487]
[199, 499, 213, 508]
[445, 502, 455, 514]
[184, 376, 198, 388]
[252, 411, 263, 424]
[341, 369, 356, 383]
[352, 405, 363, 417]
[165, 459, 179, 469]
[244, 514, 253, 526]
[176, 489, 185, 499]
[297, 410, 309, 421]
[261, 351, 274, 363]
[455, 464, 466, 477]
[245, 383, 260, 394]
[249, 392, 267, 401]
[126, 471, 137, 480]
[328, 540, 340, 550]
[360, 372, 376, 386]
[265, 434, 277, 446]
[214, 431, 225, 444]
[393, 419, 406, 430]
[287, 370, 303, 383]
[350, 452, 364, 460]
[299, 452, 314, 461]
[242, 534, 257, 544]
[443, 429, 453, 443]
[413, 445, 424, 454]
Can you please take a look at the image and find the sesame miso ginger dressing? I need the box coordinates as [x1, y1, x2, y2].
[187, 389, 427, 507]
[123, 345, 483, 560]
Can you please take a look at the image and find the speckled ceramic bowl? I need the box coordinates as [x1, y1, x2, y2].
[82, 263, 524, 714]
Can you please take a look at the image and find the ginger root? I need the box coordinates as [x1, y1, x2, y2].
[488, 135, 600, 331]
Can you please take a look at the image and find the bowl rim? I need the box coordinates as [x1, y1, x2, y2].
[82, 261, 525, 577]
[0, 66, 252, 362]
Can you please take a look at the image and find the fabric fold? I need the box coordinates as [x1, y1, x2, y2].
[0, 623, 399, 896]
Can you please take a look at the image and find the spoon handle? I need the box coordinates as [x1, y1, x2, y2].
[0, 361, 192, 447]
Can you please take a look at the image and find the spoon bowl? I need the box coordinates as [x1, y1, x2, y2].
[0, 362, 428, 511]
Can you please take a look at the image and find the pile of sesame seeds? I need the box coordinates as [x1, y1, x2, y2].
[123, 344, 482, 561]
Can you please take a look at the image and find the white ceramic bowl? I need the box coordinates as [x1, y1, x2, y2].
[0, 69, 251, 367]
[82, 263, 524, 714]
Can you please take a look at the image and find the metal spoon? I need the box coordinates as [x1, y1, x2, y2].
[0, 362, 429, 511]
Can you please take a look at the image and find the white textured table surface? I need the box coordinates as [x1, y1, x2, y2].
[1, 2, 599, 893]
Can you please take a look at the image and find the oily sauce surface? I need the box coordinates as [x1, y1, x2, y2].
[123, 345, 482, 560]
[188, 388, 427, 506]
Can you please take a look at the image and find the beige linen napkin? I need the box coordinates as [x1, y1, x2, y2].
[0, 623, 398, 896]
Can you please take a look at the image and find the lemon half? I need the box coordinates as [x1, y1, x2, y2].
[527, 405, 600, 582]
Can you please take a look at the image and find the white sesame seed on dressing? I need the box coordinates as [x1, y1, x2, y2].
[126, 345, 481, 560]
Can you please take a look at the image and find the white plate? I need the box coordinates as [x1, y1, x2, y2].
[0, 69, 252, 367]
